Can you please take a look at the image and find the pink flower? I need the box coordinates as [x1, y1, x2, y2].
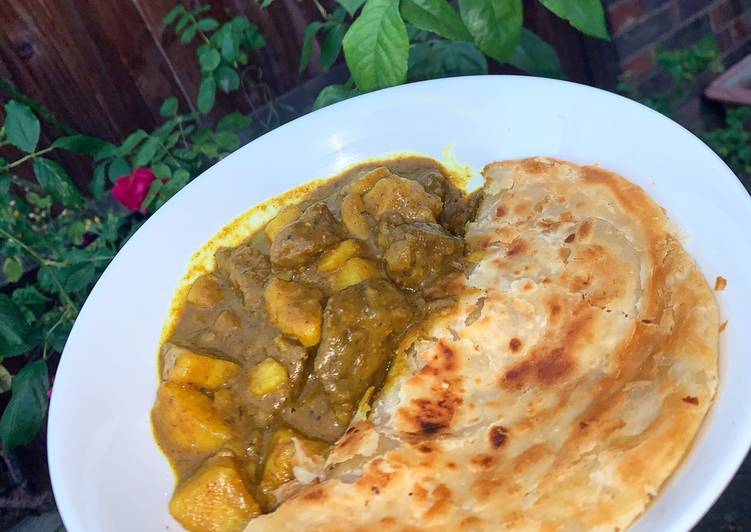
[112, 168, 156, 213]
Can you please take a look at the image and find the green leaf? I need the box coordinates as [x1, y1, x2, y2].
[133, 136, 160, 167]
[108, 156, 130, 183]
[3, 257, 22, 283]
[312, 84, 359, 110]
[119, 129, 148, 155]
[12, 286, 50, 311]
[0, 364, 11, 395]
[160, 97, 179, 117]
[343, 0, 409, 92]
[175, 13, 191, 33]
[142, 179, 164, 212]
[215, 66, 240, 93]
[0, 173, 9, 196]
[300, 22, 323, 73]
[181, 24, 198, 44]
[25, 191, 52, 209]
[152, 162, 172, 179]
[337, 0, 366, 16]
[408, 40, 487, 80]
[32, 158, 83, 208]
[199, 47, 221, 72]
[221, 31, 237, 61]
[163, 5, 185, 25]
[52, 134, 112, 156]
[459, 0, 522, 63]
[197, 77, 217, 114]
[261, 0, 274, 7]
[231, 16, 252, 32]
[320, 24, 346, 70]
[4, 101, 40, 153]
[84, 167, 109, 200]
[197, 17, 220, 31]
[215, 131, 241, 151]
[63, 263, 96, 292]
[0, 294, 31, 358]
[538, 0, 608, 40]
[401, 0, 471, 41]
[217, 113, 251, 131]
[508, 29, 562, 78]
[0, 360, 49, 449]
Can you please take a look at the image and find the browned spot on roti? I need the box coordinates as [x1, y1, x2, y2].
[579, 421, 589, 429]
[496, 205, 507, 217]
[682, 396, 699, 405]
[578, 219, 593, 239]
[397, 340, 463, 436]
[565, 233, 576, 243]
[509, 338, 522, 352]
[507, 239, 527, 257]
[720, 320, 728, 332]
[424, 484, 453, 521]
[489, 426, 509, 448]
[715, 276, 727, 291]
[302, 486, 326, 502]
[471, 453, 497, 469]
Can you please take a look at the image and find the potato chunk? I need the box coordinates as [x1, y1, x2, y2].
[362, 176, 443, 223]
[152, 383, 231, 453]
[162, 343, 240, 390]
[347, 166, 391, 194]
[247, 357, 289, 396]
[187, 274, 223, 308]
[260, 428, 328, 491]
[264, 278, 324, 347]
[331, 257, 382, 291]
[264, 204, 303, 242]
[341, 192, 370, 240]
[317, 239, 364, 273]
[170, 456, 260, 532]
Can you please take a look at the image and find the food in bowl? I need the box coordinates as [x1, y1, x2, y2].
[151, 156, 718, 531]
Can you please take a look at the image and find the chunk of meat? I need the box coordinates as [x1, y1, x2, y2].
[264, 278, 324, 347]
[215, 244, 270, 307]
[362, 176, 443, 223]
[270, 203, 344, 268]
[314, 279, 413, 420]
[162, 343, 240, 390]
[383, 223, 465, 290]
[169, 455, 260, 532]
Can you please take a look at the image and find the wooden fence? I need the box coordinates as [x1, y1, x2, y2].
[0, 0, 618, 160]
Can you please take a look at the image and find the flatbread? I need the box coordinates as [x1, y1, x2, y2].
[246, 158, 719, 531]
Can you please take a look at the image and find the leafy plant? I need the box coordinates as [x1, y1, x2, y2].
[619, 35, 724, 117]
[0, 5, 265, 451]
[267, 0, 608, 109]
[704, 107, 751, 187]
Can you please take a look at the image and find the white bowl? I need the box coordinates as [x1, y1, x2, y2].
[48, 76, 751, 531]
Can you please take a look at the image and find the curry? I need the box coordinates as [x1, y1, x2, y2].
[151, 158, 478, 532]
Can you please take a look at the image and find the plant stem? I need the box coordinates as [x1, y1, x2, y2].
[43, 308, 71, 360]
[8, 174, 43, 194]
[1, 146, 54, 172]
[312, 0, 328, 18]
[0, 227, 78, 316]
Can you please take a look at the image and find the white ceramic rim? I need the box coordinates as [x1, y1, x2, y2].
[48, 75, 751, 532]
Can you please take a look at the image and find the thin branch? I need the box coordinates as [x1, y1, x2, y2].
[0, 146, 54, 172]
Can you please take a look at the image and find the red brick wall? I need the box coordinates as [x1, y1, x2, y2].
[606, 0, 751, 89]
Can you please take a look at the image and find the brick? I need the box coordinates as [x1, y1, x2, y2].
[710, 0, 744, 30]
[615, 5, 677, 56]
[621, 46, 656, 78]
[662, 13, 712, 48]
[610, 0, 644, 34]
[677, 0, 713, 19]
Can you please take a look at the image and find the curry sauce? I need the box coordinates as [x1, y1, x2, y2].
[151, 158, 479, 532]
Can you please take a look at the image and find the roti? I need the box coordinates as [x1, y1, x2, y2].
[245, 158, 719, 531]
